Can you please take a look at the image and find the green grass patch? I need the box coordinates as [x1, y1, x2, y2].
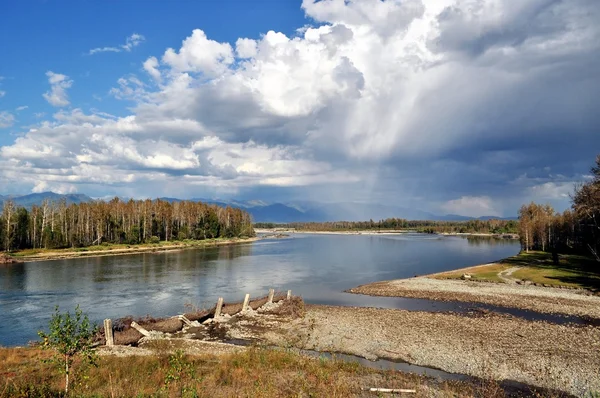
[433, 251, 600, 291]
[507, 251, 600, 290]
[433, 263, 512, 283]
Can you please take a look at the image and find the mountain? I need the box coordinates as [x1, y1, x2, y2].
[0, 192, 93, 209]
[0, 192, 516, 222]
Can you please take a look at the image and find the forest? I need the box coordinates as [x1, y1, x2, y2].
[0, 198, 255, 252]
[518, 155, 600, 261]
[255, 218, 519, 235]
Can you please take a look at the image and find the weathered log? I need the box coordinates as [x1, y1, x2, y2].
[104, 319, 114, 346]
[178, 315, 193, 327]
[267, 289, 275, 304]
[215, 297, 224, 317]
[367, 388, 416, 393]
[130, 321, 150, 337]
[242, 293, 250, 311]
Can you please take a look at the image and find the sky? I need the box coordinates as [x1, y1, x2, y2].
[0, 0, 598, 217]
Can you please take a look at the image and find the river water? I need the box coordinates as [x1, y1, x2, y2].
[0, 233, 519, 346]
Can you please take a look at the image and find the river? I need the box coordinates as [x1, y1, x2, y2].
[0, 233, 519, 346]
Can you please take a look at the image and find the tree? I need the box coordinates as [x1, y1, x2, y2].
[572, 154, 600, 261]
[38, 305, 98, 395]
[2, 200, 15, 251]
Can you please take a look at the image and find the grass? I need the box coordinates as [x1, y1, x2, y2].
[433, 251, 600, 291]
[0, 345, 561, 398]
[433, 263, 513, 283]
[8, 237, 255, 260]
[507, 252, 600, 290]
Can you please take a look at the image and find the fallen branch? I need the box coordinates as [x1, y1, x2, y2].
[367, 387, 416, 394]
[130, 321, 150, 337]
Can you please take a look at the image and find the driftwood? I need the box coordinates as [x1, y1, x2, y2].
[178, 315, 193, 327]
[104, 319, 114, 346]
[367, 388, 416, 394]
[242, 294, 250, 311]
[215, 297, 224, 318]
[130, 321, 150, 337]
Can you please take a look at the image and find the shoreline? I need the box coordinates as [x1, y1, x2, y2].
[7, 236, 260, 263]
[348, 253, 600, 318]
[91, 298, 599, 396]
[256, 228, 413, 235]
[255, 228, 518, 238]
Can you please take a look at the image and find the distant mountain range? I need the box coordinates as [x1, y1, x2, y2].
[0, 192, 93, 208]
[0, 192, 517, 222]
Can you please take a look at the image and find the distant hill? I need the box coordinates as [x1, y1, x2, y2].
[0, 192, 93, 209]
[0, 192, 516, 222]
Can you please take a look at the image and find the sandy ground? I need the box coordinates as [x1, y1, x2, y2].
[12, 237, 259, 262]
[223, 305, 600, 397]
[348, 276, 600, 318]
[98, 339, 247, 357]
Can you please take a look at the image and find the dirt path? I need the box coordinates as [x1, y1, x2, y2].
[497, 266, 522, 284]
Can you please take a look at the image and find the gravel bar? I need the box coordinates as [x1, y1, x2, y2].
[348, 277, 600, 318]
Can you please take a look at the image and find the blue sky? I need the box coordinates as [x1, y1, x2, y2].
[0, 0, 306, 137]
[0, 0, 599, 217]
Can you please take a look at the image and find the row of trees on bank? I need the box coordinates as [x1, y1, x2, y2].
[256, 218, 519, 235]
[0, 198, 255, 252]
[519, 155, 600, 260]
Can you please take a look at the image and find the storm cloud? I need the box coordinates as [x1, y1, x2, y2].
[0, 0, 598, 217]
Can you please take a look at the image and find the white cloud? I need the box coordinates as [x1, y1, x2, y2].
[0, 111, 15, 128]
[441, 196, 500, 217]
[89, 46, 121, 55]
[0, 0, 598, 213]
[42, 71, 73, 107]
[110, 75, 148, 101]
[89, 33, 145, 55]
[16, 105, 28, 111]
[143, 56, 161, 81]
[32, 181, 77, 194]
[235, 38, 258, 58]
[529, 182, 574, 200]
[122, 33, 145, 51]
[162, 29, 234, 76]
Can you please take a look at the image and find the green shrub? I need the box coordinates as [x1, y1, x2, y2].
[38, 305, 98, 395]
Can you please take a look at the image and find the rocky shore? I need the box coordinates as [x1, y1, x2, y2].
[231, 305, 599, 396]
[348, 276, 600, 318]
[101, 295, 599, 396]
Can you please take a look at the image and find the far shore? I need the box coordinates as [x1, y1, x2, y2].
[256, 228, 518, 238]
[6, 236, 260, 263]
[255, 228, 412, 235]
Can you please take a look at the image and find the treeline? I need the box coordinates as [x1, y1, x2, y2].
[255, 218, 519, 235]
[518, 154, 600, 260]
[0, 198, 255, 251]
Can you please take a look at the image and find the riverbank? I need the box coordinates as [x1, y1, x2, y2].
[256, 228, 518, 238]
[261, 305, 598, 396]
[256, 228, 414, 235]
[7, 237, 260, 262]
[348, 251, 600, 318]
[2, 297, 583, 397]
